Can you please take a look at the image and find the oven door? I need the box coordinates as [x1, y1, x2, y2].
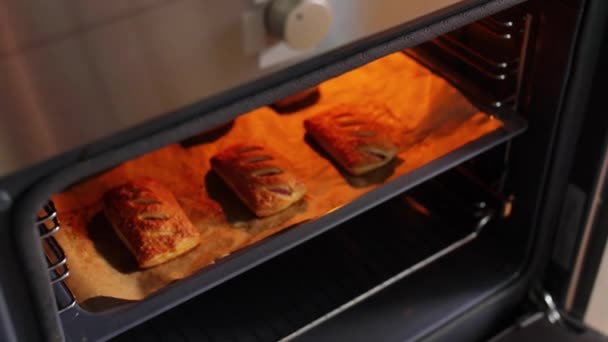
[493, 0, 608, 339]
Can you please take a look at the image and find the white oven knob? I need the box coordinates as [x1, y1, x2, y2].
[266, 0, 332, 50]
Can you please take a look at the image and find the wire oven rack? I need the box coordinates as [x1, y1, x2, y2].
[37, 202, 76, 314]
[406, 7, 530, 110]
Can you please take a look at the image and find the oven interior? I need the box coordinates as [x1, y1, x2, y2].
[112, 163, 523, 342]
[17, 1, 581, 340]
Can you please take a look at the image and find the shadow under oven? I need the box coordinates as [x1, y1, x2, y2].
[0, 0, 604, 341]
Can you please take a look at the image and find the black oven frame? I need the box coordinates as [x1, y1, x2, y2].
[2, 0, 604, 340]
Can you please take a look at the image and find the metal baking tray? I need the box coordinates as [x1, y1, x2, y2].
[40, 111, 524, 341]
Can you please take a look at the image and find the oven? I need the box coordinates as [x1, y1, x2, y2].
[1, 0, 608, 341]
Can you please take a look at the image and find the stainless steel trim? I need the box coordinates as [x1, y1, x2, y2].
[1, 0, 471, 177]
[564, 142, 608, 311]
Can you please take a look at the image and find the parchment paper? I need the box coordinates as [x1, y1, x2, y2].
[52, 53, 502, 311]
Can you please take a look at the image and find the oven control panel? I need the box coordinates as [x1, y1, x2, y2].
[243, 0, 332, 68]
[266, 0, 332, 50]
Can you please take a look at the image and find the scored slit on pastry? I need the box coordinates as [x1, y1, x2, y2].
[267, 186, 293, 195]
[333, 113, 354, 120]
[236, 146, 263, 154]
[129, 198, 162, 205]
[137, 213, 170, 220]
[243, 155, 274, 163]
[251, 167, 284, 177]
[304, 104, 399, 176]
[210, 144, 306, 217]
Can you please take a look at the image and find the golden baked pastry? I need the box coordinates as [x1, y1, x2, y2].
[103, 179, 201, 268]
[210, 144, 306, 217]
[304, 104, 399, 175]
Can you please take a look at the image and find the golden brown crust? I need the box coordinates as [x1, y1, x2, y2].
[103, 179, 201, 268]
[210, 144, 306, 217]
[304, 104, 399, 175]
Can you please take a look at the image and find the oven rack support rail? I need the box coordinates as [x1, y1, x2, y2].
[37, 202, 76, 314]
[407, 11, 531, 110]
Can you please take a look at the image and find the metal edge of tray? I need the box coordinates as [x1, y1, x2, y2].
[58, 114, 527, 341]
